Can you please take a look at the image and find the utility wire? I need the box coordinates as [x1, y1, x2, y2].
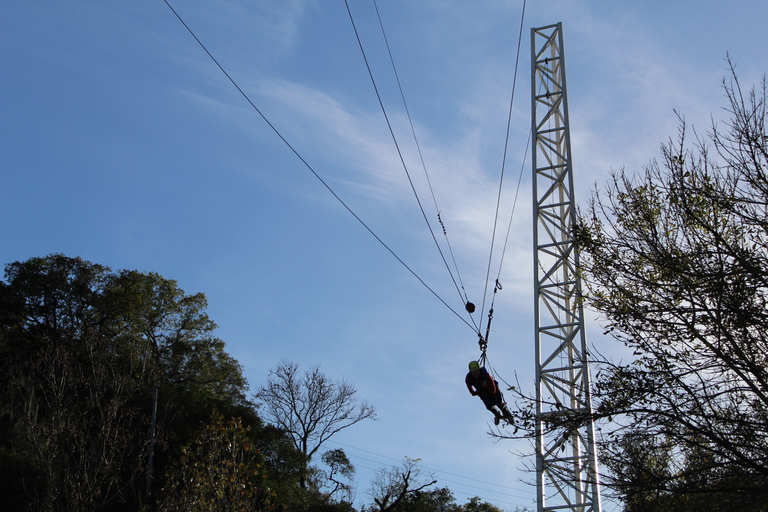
[327, 441, 535, 504]
[344, 0, 475, 327]
[329, 441, 525, 492]
[162, 0, 475, 331]
[343, 454, 534, 508]
[351, 454, 530, 501]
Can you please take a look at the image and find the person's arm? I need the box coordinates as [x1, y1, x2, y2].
[465, 375, 477, 395]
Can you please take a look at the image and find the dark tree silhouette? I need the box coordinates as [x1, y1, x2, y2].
[0, 254, 253, 511]
[572, 62, 768, 508]
[366, 458, 436, 512]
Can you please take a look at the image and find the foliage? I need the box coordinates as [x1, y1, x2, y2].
[457, 497, 508, 512]
[319, 448, 356, 504]
[363, 477, 510, 512]
[255, 361, 376, 489]
[0, 257, 507, 512]
[397, 487, 457, 512]
[157, 411, 274, 512]
[572, 63, 768, 508]
[0, 254, 271, 511]
[0, 255, 155, 510]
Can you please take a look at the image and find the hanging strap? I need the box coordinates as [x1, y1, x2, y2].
[477, 279, 502, 351]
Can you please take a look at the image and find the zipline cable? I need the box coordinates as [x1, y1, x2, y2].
[478, 0, 527, 347]
[344, 0, 475, 327]
[371, 0, 475, 325]
[495, 129, 531, 286]
[162, 0, 476, 331]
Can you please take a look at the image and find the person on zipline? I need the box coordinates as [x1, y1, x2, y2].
[465, 360, 512, 425]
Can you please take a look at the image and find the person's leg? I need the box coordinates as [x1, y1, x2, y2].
[482, 397, 503, 425]
[495, 392, 513, 420]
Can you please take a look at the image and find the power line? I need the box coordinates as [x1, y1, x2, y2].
[341, 459, 535, 507]
[327, 441, 532, 497]
[347, 457, 534, 510]
[491, 0, 529, 286]
[348, 452, 529, 499]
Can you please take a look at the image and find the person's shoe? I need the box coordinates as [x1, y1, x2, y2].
[494, 414, 501, 426]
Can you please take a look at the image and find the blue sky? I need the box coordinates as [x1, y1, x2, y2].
[2, 1, 766, 510]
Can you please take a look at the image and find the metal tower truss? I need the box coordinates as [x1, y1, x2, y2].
[530, 23, 602, 512]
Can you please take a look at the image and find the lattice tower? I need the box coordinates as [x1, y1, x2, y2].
[530, 22, 602, 512]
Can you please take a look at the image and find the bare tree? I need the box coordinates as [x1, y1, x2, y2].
[367, 458, 437, 512]
[255, 360, 376, 488]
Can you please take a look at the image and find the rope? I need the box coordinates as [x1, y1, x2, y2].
[483, 350, 514, 391]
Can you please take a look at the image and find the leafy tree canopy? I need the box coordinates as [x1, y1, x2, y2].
[573, 62, 768, 509]
[0, 254, 270, 511]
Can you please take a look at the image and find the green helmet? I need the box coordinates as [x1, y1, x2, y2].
[468, 361, 480, 372]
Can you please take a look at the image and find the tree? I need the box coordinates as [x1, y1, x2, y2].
[158, 411, 274, 512]
[572, 62, 768, 508]
[365, 458, 437, 512]
[398, 487, 458, 512]
[255, 361, 376, 489]
[0, 254, 255, 511]
[458, 497, 508, 512]
[320, 448, 356, 504]
[249, 423, 308, 510]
